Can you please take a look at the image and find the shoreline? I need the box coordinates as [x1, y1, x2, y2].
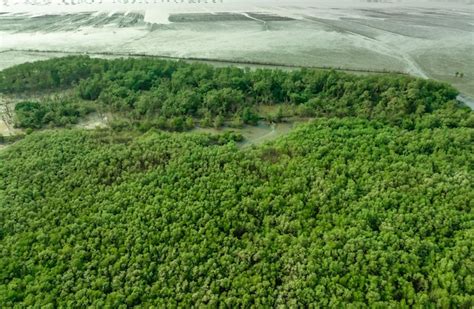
[0, 48, 409, 76]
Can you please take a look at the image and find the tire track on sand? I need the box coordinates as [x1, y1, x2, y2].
[303, 16, 428, 78]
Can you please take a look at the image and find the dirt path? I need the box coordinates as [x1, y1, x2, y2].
[0, 96, 19, 137]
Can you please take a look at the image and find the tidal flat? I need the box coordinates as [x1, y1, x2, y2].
[1, 0, 473, 95]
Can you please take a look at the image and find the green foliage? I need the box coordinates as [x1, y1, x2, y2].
[77, 75, 104, 101]
[266, 106, 285, 123]
[229, 114, 244, 128]
[0, 56, 98, 93]
[13, 101, 45, 129]
[213, 114, 225, 129]
[0, 118, 472, 307]
[0, 133, 25, 144]
[241, 107, 260, 125]
[1, 57, 473, 307]
[168, 116, 186, 132]
[14, 99, 95, 129]
[204, 88, 245, 115]
[1, 56, 463, 131]
[200, 111, 213, 128]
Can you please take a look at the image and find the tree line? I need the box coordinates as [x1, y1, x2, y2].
[1, 56, 471, 131]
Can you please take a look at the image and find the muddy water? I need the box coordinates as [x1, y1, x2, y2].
[457, 95, 474, 110]
[192, 121, 302, 147]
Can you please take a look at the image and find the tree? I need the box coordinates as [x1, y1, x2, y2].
[14, 101, 46, 129]
[213, 114, 224, 129]
[241, 107, 259, 125]
[78, 76, 104, 101]
[204, 88, 245, 115]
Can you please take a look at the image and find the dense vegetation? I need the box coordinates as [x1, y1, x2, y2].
[1, 56, 472, 131]
[1, 120, 472, 307]
[14, 98, 95, 129]
[0, 57, 473, 306]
